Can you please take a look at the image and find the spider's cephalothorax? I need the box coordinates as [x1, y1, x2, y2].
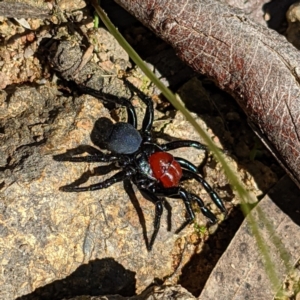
[54, 84, 227, 250]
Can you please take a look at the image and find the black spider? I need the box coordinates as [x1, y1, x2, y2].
[54, 84, 227, 250]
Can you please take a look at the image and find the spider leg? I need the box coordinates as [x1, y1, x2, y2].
[154, 187, 196, 234]
[137, 187, 163, 251]
[60, 169, 134, 192]
[54, 145, 109, 162]
[174, 157, 198, 173]
[160, 186, 218, 224]
[181, 167, 227, 215]
[161, 140, 208, 152]
[163, 141, 225, 213]
[175, 158, 227, 216]
[54, 152, 119, 163]
[79, 85, 137, 128]
[140, 95, 154, 137]
[123, 80, 154, 137]
[188, 193, 218, 223]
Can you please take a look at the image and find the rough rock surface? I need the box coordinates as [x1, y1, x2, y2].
[0, 86, 201, 299]
[199, 175, 300, 300]
[65, 284, 196, 300]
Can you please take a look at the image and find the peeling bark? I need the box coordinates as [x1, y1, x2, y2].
[114, 0, 300, 188]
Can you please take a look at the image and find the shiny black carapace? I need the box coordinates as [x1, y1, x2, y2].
[54, 84, 227, 250]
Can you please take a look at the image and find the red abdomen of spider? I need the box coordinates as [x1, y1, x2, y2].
[149, 152, 183, 188]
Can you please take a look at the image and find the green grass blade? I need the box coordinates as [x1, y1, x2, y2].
[91, 0, 292, 292]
